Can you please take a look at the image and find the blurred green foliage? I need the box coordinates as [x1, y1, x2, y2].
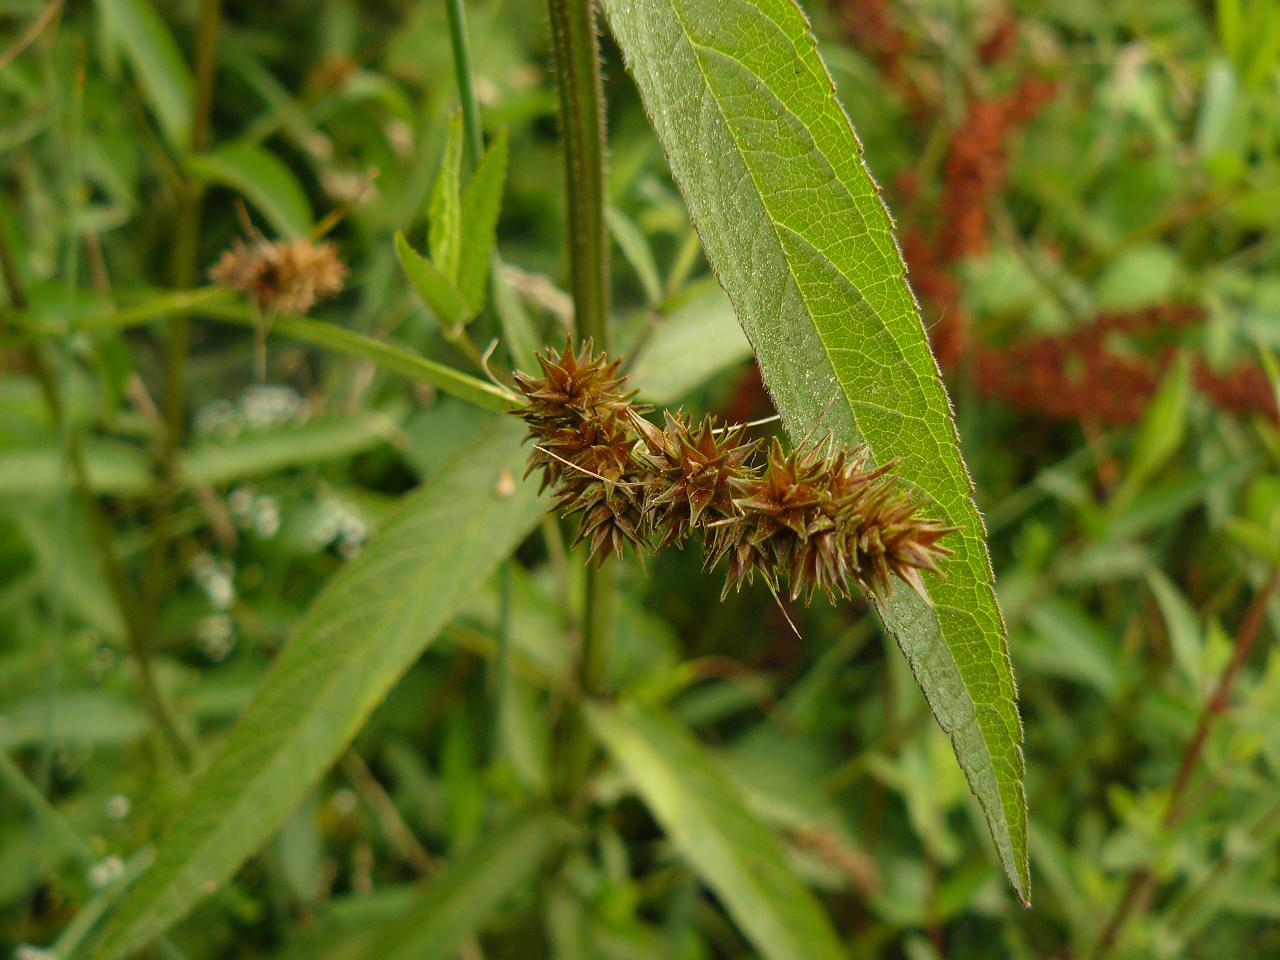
[1, 0, 1279, 958]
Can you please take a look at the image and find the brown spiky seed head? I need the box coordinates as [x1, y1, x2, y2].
[513, 339, 645, 564]
[718, 437, 954, 605]
[548, 415, 645, 565]
[513, 338, 635, 432]
[210, 237, 347, 314]
[631, 410, 760, 550]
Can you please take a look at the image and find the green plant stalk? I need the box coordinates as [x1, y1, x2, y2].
[6, 291, 523, 413]
[547, 0, 613, 816]
[547, 0, 610, 345]
[445, 0, 485, 170]
[142, 0, 222, 671]
[0, 214, 188, 763]
[444, 0, 530, 779]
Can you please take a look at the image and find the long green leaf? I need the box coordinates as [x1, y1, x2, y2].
[364, 809, 561, 960]
[458, 130, 511, 311]
[395, 231, 471, 333]
[180, 409, 406, 487]
[429, 113, 465, 280]
[588, 701, 845, 960]
[186, 142, 314, 238]
[95, 0, 193, 149]
[602, 0, 1029, 902]
[91, 420, 547, 959]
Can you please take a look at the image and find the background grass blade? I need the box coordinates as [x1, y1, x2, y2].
[90, 419, 547, 959]
[629, 279, 752, 404]
[95, 0, 193, 149]
[602, 0, 1029, 901]
[587, 700, 845, 960]
[186, 142, 314, 238]
[364, 808, 561, 960]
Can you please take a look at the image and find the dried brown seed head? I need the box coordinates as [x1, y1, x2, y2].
[211, 237, 347, 314]
[632, 410, 760, 549]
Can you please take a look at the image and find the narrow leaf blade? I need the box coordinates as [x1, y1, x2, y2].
[606, 205, 663, 305]
[91, 420, 547, 959]
[588, 701, 845, 960]
[429, 114, 465, 280]
[197, 299, 518, 413]
[396, 231, 472, 333]
[458, 131, 511, 311]
[186, 142, 314, 238]
[95, 0, 193, 149]
[602, 0, 1029, 902]
[630, 279, 753, 404]
[367, 809, 560, 960]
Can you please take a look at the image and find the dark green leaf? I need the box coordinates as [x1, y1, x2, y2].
[95, 0, 193, 149]
[395, 230, 471, 334]
[588, 700, 845, 960]
[91, 420, 547, 959]
[364, 809, 560, 960]
[186, 142, 314, 238]
[429, 114, 464, 280]
[602, 0, 1029, 901]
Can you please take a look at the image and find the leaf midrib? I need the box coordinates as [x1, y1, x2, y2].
[653, 0, 1016, 869]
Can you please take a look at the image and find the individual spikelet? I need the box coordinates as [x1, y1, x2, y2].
[513, 339, 646, 564]
[714, 438, 954, 605]
[630, 410, 760, 551]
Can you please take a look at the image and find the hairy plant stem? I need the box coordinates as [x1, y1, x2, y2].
[547, 0, 610, 344]
[140, 0, 222, 748]
[0, 212, 187, 762]
[1094, 567, 1280, 956]
[547, 0, 613, 816]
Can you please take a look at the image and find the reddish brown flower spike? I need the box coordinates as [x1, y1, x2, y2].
[512, 341, 954, 599]
[513, 339, 645, 564]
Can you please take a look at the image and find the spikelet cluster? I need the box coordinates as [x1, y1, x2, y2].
[512, 340, 646, 564]
[514, 341, 954, 605]
[211, 236, 347, 315]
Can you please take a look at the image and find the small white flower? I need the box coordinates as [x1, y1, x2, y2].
[195, 614, 236, 662]
[253, 496, 281, 539]
[192, 554, 237, 610]
[228, 485, 255, 520]
[105, 794, 132, 820]
[240, 385, 304, 430]
[87, 855, 125, 889]
[194, 398, 239, 440]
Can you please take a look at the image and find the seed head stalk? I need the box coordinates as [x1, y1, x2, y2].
[546, 0, 613, 816]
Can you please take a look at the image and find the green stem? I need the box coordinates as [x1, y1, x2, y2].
[547, 0, 610, 345]
[1094, 567, 1280, 956]
[142, 0, 223, 703]
[547, 0, 613, 817]
[444, 0, 485, 170]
